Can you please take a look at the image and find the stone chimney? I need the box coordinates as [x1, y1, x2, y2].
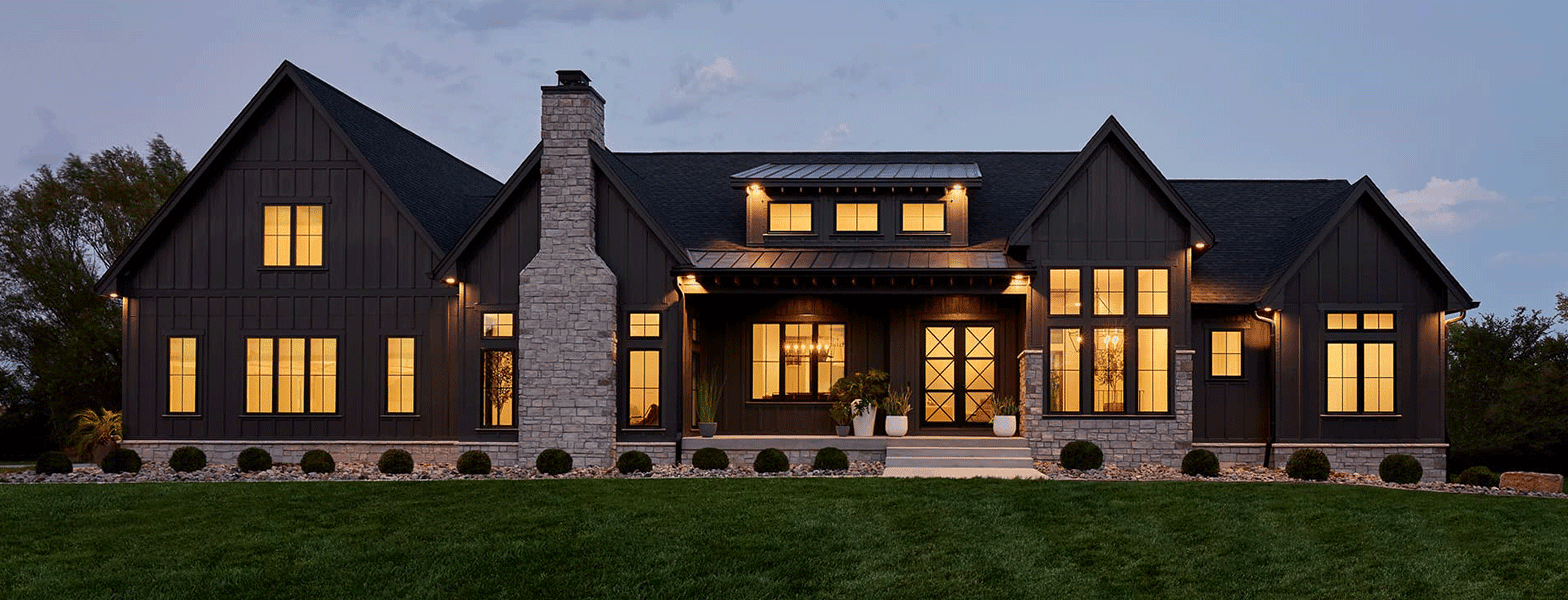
[516, 70, 618, 467]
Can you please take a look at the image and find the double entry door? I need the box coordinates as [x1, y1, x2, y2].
[921, 323, 996, 427]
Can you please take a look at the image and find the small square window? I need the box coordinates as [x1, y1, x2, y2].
[768, 203, 812, 232]
[902, 203, 945, 232]
[482, 313, 514, 338]
[1326, 313, 1359, 330]
[835, 203, 878, 232]
[1364, 313, 1394, 330]
[629, 312, 661, 338]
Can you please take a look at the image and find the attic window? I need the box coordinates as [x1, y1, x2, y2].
[769, 203, 812, 232]
[902, 203, 945, 232]
[835, 203, 878, 232]
[263, 205, 324, 267]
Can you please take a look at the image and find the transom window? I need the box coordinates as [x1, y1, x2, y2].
[751, 323, 845, 401]
[1049, 269, 1081, 315]
[262, 205, 323, 267]
[482, 313, 514, 338]
[835, 203, 878, 232]
[768, 203, 812, 232]
[1327, 312, 1394, 330]
[1137, 269, 1169, 316]
[1093, 269, 1124, 315]
[168, 337, 197, 413]
[902, 203, 945, 232]
[246, 337, 337, 413]
[629, 312, 661, 338]
[1210, 330, 1243, 378]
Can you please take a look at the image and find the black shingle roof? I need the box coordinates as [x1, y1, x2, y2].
[1174, 180, 1352, 304]
[292, 65, 501, 252]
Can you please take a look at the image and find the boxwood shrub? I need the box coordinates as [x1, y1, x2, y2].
[300, 449, 336, 474]
[616, 450, 653, 474]
[536, 448, 573, 475]
[35, 451, 72, 475]
[457, 450, 492, 475]
[753, 448, 790, 473]
[100, 448, 142, 474]
[1378, 454, 1423, 484]
[812, 447, 848, 471]
[378, 449, 415, 474]
[1060, 440, 1104, 471]
[1457, 465, 1500, 488]
[168, 446, 207, 472]
[1181, 448, 1220, 477]
[237, 447, 273, 472]
[691, 447, 729, 470]
[1285, 448, 1331, 481]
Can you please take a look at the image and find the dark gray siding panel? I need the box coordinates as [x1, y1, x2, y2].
[1192, 308, 1271, 443]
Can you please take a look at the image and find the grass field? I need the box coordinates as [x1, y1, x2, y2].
[1, 478, 1564, 599]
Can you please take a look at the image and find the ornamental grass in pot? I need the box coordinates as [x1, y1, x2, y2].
[695, 371, 722, 438]
[882, 386, 912, 437]
[991, 394, 1019, 437]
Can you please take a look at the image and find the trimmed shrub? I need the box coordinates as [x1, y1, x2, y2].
[1286, 448, 1331, 481]
[753, 448, 790, 473]
[1181, 448, 1220, 478]
[35, 451, 72, 475]
[691, 447, 729, 470]
[300, 449, 336, 474]
[1378, 454, 1423, 484]
[1060, 440, 1104, 471]
[812, 447, 849, 471]
[458, 450, 492, 475]
[616, 450, 653, 474]
[536, 448, 573, 475]
[168, 446, 207, 472]
[101, 448, 142, 474]
[378, 449, 414, 474]
[1457, 465, 1500, 488]
[237, 447, 273, 472]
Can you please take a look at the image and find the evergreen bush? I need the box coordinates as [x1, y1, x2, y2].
[1378, 454, 1423, 484]
[237, 447, 273, 472]
[35, 451, 72, 475]
[536, 448, 573, 475]
[100, 448, 142, 474]
[168, 446, 206, 472]
[753, 448, 790, 473]
[691, 447, 729, 470]
[1286, 448, 1331, 481]
[812, 447, 848, 471]
[458, 450, 492, 475]
[377, 449, 414, 474]
[1060, 440, 1104, 470]
[1181, 448, 1220, 477]
[1457, 465, 1500, 487]
[300, 449, 336, 474]
[616, 450, 653, 474]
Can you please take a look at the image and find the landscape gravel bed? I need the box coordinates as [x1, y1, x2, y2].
[1034, 460, 1568, 499]
[0, 460, 885, 484]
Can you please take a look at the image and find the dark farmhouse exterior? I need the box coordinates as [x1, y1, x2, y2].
[96, 62, 1476, 478]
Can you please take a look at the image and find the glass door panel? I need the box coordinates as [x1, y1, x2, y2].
[923, 324, 997, 427]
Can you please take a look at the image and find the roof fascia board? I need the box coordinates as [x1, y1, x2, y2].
[590, 145, 692, 266]
[1006, 116, 1217, 248]
[728, 178, 984, 189]
[433, 143, 543, 277]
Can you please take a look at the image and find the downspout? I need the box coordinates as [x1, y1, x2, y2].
[675, 277, 689, 465]
[1441, 311, 1465, 467]
[1252, 308, 1279, 468]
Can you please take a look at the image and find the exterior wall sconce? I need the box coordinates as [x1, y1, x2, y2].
[107, 292, 120, 299]
[443, 276, 458, 286]
[1194, 242, 1207, 250]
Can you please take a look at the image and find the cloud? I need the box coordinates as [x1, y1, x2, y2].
[375, 43, 463, 80]
[812, 123, 851, 150]
[1490, 251, 1568, 267]
[16, 108, 76, 171]
[447, 0, 684, 29]
[646, 56, 744, 124]
[1386, 177, 1506, 234]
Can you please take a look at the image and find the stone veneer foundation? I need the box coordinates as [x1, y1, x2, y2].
[1271, 443, 1447, 482]
[517, 72, 619, 467]
[123, 441, 516, 465]
[1021, 349, 1196, 467]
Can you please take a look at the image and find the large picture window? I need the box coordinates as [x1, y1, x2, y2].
[482, 349, 514, 427]
[246, 337, 336, 413]
[262, 205, 323, 267]
[168, 337, 197, 413]
[1327, 342, 1394, 413]
[751, 323, 845, 400]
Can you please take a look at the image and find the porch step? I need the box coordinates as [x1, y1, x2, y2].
[882, 437, 1042, 479]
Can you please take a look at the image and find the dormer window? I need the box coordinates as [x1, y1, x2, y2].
[835, 203, 878, 232]
[768, 203, 812, 232]
[902, 203, 945, 232]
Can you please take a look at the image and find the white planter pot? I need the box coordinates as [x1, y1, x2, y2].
[852, 401, 877, 436]
[993, 415, 1017, 437]
[885, 415, 909, 437]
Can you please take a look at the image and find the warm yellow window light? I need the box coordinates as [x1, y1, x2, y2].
[769, 203, 812, 232]
[263, 205, 323, 267]
[168, 337, 197, 413]
[629, 312, 661, 338]
[629, 350, 660, 427]
[902, 203, 944, 232]
[1137, 269, 1169, 316]
[835, 203, 878, 232]
[483, 313, 514, 338]
[1049, 269, 1081, 315]
[387, 337, 415, 414]
[1211, 331, 1242, 377]
[1195, 241, 1207, 249]
[1094, 269, 1125, 315]
[1049, 328, 1081, 412]
[1138, 328, 1169, 412]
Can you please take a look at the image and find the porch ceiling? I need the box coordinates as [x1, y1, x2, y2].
[688, 249, 1026, 272]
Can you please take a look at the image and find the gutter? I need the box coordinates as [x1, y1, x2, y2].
[1252, 308, 1280, 468]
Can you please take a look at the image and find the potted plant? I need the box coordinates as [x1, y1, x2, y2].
[831, 370, 888, 437]
[828, 401, 852, 436]
[695, 372, 721, 438]
[883, 386, 912, 437]
[992, 394, 1019, 437]
[68, 408, 122, 463]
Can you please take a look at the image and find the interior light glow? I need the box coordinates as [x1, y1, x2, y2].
[1195, 242, 1207, 249]
[443, 276, 458, 285]
[107, 292, 120, 299]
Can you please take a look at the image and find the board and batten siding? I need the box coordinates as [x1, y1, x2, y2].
[119, 84, 463, 442]
[1192, 309, 1272, 443]
[1273, 197, 1448, 443]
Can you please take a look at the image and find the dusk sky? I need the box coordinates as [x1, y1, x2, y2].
[2, 0, 1563, 317]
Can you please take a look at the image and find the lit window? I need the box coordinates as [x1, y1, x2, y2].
[1049, 269, 1081, 315]
[262, 205, 323, 267]
[1137, 329, 1168, 412]
[1328, 312, 1395, 331]
[387, 337, 415, 414]
[482, 313, 514, 338]
[629, 350, 660, 426]
[1211, 330, 1242, 377]
[1094, 269, 1124, 315]
[1093, 328, 1125, 412]
[1364, 313, 1394, 330]
[168, 337, 196, 413]
[629, 312, 661, 338]
[836, 203, 878, 232]
[1328, 342, 1394, 413]
[245, 337, 336, 413]
[1326, 313, 1358, 330]
[483, 349, 514, 427]
[1048, 329, 1081, 412]
[902, 203, 945, 232]
[751, 323, 844, 400]
[1137, 269, 1169, 316]
[768, 203, 812, 232]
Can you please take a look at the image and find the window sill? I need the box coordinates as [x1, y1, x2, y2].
[162, 413, 203, 419]
[239, 413, 343, 418]
[763, 232, 816, 239]
[1207, 377, 1249, 382]
[828, 232, 882, 239]
[1320, 413, 1402, 419]
[1037, 413, 1176, 420]
[475, 427, 517, 432]
[896, 231, 951, 238]
[258, 266, 328, 273]
[381, 413, 421, 419]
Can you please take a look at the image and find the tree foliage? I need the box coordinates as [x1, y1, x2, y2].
[1447, 306, 1568, 475]
[0, 136, 185, 449]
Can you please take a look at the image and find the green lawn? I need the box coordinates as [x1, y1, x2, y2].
[1, 479, 1563, 599]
